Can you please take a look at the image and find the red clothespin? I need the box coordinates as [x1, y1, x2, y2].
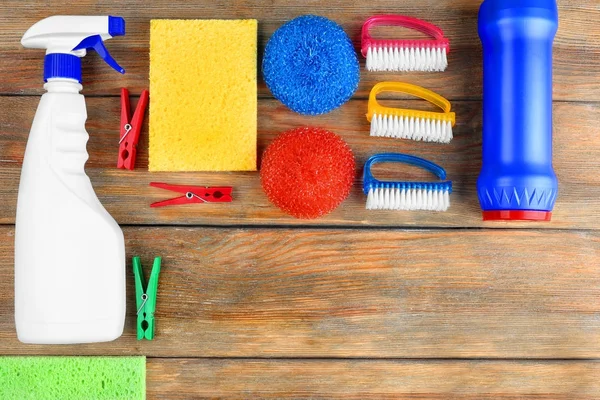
[149, 182, 233, 208]
[118, 88, 149, 170]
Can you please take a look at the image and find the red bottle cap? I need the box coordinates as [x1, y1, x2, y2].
[483, 210, 552, 222]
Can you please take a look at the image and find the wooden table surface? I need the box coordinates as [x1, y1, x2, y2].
[1, 0, 599, 398]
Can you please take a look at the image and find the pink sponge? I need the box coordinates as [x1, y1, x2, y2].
[260, 127, 355, 219]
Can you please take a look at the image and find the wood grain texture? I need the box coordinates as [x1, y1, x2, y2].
[0, 97, 598, 228]
[2, 1, 600, 397]
[1, 226, 599, 358]
[146, 359, 600, 399]
[0, 0, 598, 101]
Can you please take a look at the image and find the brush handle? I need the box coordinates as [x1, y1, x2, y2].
[363, 153, 450, 195]
[360, 15, 450, 58]
[367, 82, 453, 122]
[362, 15, 445, 39]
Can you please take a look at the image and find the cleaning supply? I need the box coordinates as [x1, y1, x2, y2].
[262, 15, 360, 115]
[367, 82, 455, 143]
[363, 153, 452, 211]
[260, 127, 355, 219]
[477, 0, 559, 221]
[133, 257, 161, 340]
[0, 356, 145, 399]
[361, 15, 449, 72]
[118, 88, 149, 170]
[16, 16, 127, 344]
[149, 19, 257, 172]
[149, 182, 233, 208]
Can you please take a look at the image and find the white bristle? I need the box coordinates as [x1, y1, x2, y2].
[366, 188, 450, 211]
[370, 113, 453, 143]
[366, 46, 448, 72]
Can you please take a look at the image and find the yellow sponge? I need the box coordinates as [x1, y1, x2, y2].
[149, 19, 257, 171]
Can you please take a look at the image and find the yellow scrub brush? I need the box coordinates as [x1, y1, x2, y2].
[366, 82, 455, 144]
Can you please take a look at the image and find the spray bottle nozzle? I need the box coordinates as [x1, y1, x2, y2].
[22, 15, 126, 83]
[108, 16, 126, 37]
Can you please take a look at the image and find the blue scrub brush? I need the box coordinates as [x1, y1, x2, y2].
[262, 15, 360, 115]
[363, 153, 452, 211]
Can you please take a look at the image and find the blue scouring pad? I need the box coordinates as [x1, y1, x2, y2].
[262, 15, 360, 115]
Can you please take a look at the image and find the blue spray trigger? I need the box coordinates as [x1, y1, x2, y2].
[73, 35, 125, 74]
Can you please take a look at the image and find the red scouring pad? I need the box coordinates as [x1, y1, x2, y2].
[260, 127, 356, 219]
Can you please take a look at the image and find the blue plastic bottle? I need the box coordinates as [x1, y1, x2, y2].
[477, 0, 559, 221]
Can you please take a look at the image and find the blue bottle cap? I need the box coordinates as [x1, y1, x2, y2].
[43, 53, 82, 83]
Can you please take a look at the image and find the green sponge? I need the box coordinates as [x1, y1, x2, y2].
[0, 356, 145, 400]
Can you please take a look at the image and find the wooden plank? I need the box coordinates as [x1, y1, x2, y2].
[1, 226, 599, 358]
[0, 0, 598, 101]
[146, 359, 600, 399]
[0, 97, 598, 229]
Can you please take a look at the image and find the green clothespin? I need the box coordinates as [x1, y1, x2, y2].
[133, 256, 161, 340]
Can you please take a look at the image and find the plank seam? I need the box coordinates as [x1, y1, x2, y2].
[1, 93, 599, 104]
[0, 223, 597, 232]
[143, 356, 600, 362]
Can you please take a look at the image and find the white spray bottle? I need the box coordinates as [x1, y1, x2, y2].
[16, 16, 127, 344]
